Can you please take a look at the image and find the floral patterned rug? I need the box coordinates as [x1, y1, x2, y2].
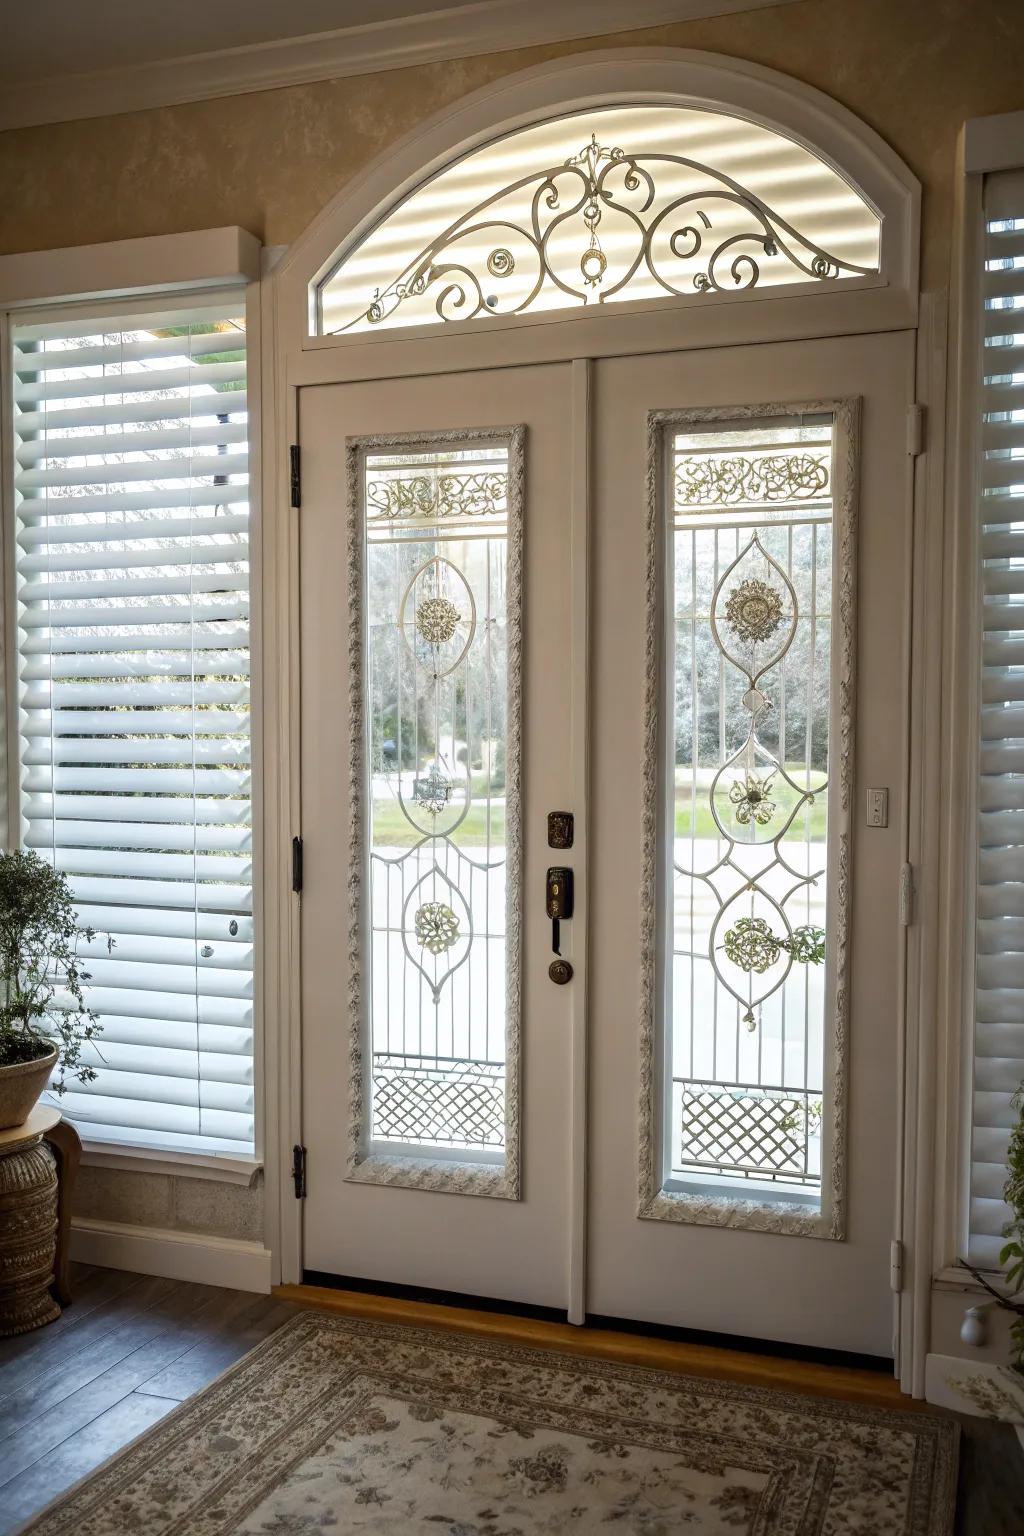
[22, 1313, 957, 1535]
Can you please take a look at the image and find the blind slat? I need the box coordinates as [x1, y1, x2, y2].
[13, 300, 254, 1157]
[15, 359, 247, 403]
[15, 391, 248, 435]
[15, 331, 245, 372]
[17, 421, 248, 466]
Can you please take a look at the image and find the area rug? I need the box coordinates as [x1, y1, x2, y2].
[22, 1312, 957, 1535]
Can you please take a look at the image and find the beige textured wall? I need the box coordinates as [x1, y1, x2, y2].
[1, 0, 1023, 290]
[3, 2, 1020, 1246]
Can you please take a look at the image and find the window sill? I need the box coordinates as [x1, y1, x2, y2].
[933, 1264, 1014, 1298]
[79, 1139, 263, 1187]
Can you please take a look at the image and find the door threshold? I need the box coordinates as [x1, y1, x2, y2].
[281, 1273, 906, 1408]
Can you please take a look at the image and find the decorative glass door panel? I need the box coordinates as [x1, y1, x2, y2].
[300, 364, 572, 1304]
[588, 340, 908, 1352]
[356, 435, 521, 1176]
[664, 413, 843, 1215]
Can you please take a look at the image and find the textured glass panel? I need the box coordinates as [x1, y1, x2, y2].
[316, 105, 881, 335]
[364, 443, 513, 1154]
[668, 417, 833, 1201]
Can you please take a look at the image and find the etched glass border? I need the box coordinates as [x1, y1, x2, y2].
[638, 400, 859, 1239]
[344, 426, 525, 1199]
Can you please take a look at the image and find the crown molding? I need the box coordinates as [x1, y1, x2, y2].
[0, 0, 799, 133]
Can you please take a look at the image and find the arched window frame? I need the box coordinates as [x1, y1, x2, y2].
[275, 49, 920, 366]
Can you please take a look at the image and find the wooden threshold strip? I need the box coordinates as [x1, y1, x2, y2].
[274, 1284, 918, 1411]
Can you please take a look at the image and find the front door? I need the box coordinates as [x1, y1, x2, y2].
[299, 364, 576, 1308]
[587, 332, 913, 1356]
[298, 332, 912, 1355]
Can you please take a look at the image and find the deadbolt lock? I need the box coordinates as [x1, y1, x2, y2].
[548, 958, 573, 985]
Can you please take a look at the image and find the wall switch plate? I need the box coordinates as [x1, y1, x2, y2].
[867, 787, 889, 827]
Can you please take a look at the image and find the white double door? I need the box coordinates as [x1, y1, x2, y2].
[299, 331, 913, 1355]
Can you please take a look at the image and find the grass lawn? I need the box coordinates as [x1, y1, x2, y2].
[368, 786, 828, 846]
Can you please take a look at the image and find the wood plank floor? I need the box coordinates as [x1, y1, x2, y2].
[0, 1266, 1017, 1534]
[0, 1265, 298, 1535]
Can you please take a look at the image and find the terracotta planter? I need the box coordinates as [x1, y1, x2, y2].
[0, 1045, 57, 1131]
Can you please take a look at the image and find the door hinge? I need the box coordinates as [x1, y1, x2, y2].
[890, 1238, 904, 1293]
[292, 835, 304, 894]
[292, 1144, 307, 1199]
[898, 862, 914, 926]
[906, 403, 926, 457]
[289, 443, 302, 509]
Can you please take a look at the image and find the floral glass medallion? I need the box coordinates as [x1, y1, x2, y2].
[414, 901, 460, 955]
[729, 771, 776, 827]
[724, 578, 785, 645]
[416, 595, 461, 646]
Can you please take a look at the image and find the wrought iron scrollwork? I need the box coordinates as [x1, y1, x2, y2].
[331, 133, 874, 333]
[675, 452, 830, 507]
[366, 472, 508, 521]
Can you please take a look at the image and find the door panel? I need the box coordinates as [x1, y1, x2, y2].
[587, 334, 913, 1354]
[299, 365, 574, 1307]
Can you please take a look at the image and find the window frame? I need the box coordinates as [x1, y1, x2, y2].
[0, 229, 266, 1186]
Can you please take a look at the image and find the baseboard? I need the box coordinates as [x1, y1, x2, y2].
[70, 1216, 272, 1293]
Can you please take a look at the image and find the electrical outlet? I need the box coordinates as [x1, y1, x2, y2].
[867, 788, 889, 828]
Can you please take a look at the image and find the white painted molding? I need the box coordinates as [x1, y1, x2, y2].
[964, 110, 1024, 174]
[70, 1217, 272, 1293]
[0, 1, 798, 132]
[80, 1142, 263, 1187]
[0, 227, 260, 311]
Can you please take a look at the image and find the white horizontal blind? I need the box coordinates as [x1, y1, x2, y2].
[971, 169, 1024, 1264]
[11, 298, 254, 1155]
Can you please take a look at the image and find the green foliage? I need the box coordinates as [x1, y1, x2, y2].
[999, 1083, 1024, 1370]
[0, 850, 106, 1094]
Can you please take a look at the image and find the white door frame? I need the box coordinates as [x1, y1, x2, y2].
[261, 44, 924, 1362]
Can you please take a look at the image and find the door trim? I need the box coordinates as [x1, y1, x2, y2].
[637, 397, 861, 1241]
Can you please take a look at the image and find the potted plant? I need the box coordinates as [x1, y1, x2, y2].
[0, 850, 104, 1130]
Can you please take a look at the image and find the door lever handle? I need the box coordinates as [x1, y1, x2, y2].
[546, 867, 574, 982]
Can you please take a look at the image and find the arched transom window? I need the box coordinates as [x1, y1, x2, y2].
[315, 104, 882, 336]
